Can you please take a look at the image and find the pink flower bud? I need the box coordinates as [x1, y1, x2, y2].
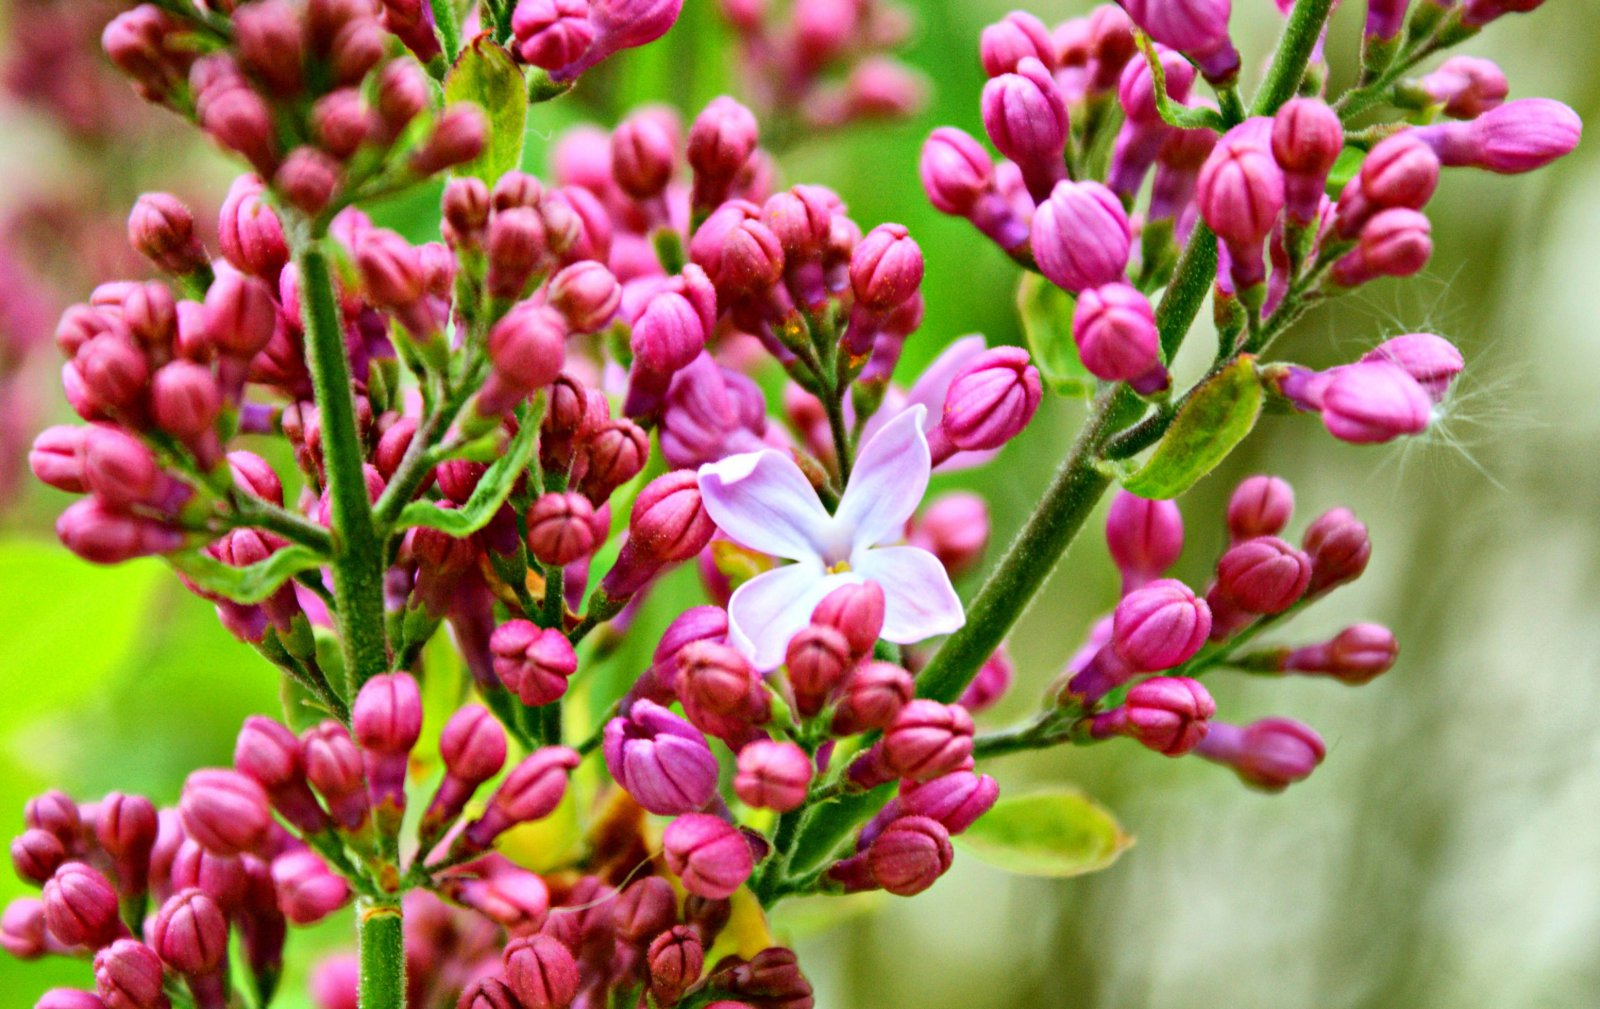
[503, 933, 579, 1009]
[302, 721, 369, 831]
[488, 303, 567, 392]
[411, 105, 488, 176]
[93, 939, 166, 1009]
[832, 661, 914, 735]
[276, 147, 340, 216]
[525, 492, 597, 566]
[981, 58, 1069, 200]
[1105, 491, 1184, 592]
[179, 770, 270, 857]
[647, 925, 704, 1004]
[1117, 44, 1195, 126]
[1333, 208, 1432, 287]
[26, 791, 82, 843]
[662, 814, 754, 900]
[882, 701, 975, 782]
[1360, 333, 1462, 402]
[270, 850, 350, 925]
[1072, 282, 1164, 386]
[1121, 0, 1237, 81]
[151, 361, 222, 440]
[1032, 180, 1131, 293]
[610, 875, 675, 945]
[234, 716, 328, 835]
[1197, 127, 1284, 287]
[81, 427, 165, 510]
[12, 830, 67, 886]
[908, 493, 989, 580]
[809, 581, 886, 659]
[1272, 98, 1343, 224]
[547, 262, 621, 333]
[1196, 718, 1325, 791]
[866, 815, 952, 896]
[486, 207, 551, 300]
[373, 59, 427, 138]
[95, 793, 159, 897]
[351, 672, 421, 817]
[899, 771, 999, 834]
[218, 176, 288, 280]
[1284, 622, 1399, 683]
[128, 194, 207, 275]
[203, 272, 279, 358]
[980, 10, 1056, 76]
[1413, 98, 1581, 174]
[43, 863, 124, 948]
[849, 223, 923, 312]
[1359, 134, 1440, 212]
[1419, 56, 1509, 120]
[1301, 507, 1371, 592]
[150, 889, 228, 976]
[1461, 0, 1548, 28]
[1318, 361, 1432, 443]
[464, 748, 580, 849]
[678, 641, 762, 718]
[37, 991, 108, 1009]
[1364, 0, 1409, 41]
[577, 418, 649, 502]
[1091, 675, 1214, 755]
[30, 425, 90, 494]
[75, 332, 149, 414]
[439, 706, 507, 788]
[785, 625, 854, 717]
[513, 0, 596, 70]
[611, 109, 679, 200]
[958, 649, 1014, 714]
[311, 88, 373, 159]
[57, 500, 183, 565]
[734, 740, 812, 812]
[628, 470, 717, 563]
[920, 127, 994, 216]
[603, 700, 718, 815]
[1214, 535, 1311, 617]
[631, 290, 707, 375]
[1112, 578, 1211, 672]
[938, 346, 1042, 452]
[201, 86, 279, 175]
[491, 621, 579, 706]
[3, 898, 49, 960]
[688, 96, 760, 205]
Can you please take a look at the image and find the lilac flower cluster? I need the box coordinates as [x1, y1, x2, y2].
[5, 0, 1586, 1005]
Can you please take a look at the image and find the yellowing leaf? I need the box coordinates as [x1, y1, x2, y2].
[1017, 272, 1093, 397]
[955, 788, 1132, 878]
[1123, 355, 1263, 499]
[443, 36, 528, 184]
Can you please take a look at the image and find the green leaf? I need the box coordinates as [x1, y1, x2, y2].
[1328, 147, 1365, 196]
[955, 788, 1132, 878]
[1122, 355, 1264, 499]
[168, 545, 327, 604]
[443, 36, 527, 185]
[1016, 273, 1093, 397]
[394, 407, 539, 536]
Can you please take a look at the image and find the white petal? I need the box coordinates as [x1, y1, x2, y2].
[835, 405, 932, 549]
[852, 545, 966, 644]
[903, 335, 989, 417]
[697, 449, 832, 562]
[727, 561, 856, 671]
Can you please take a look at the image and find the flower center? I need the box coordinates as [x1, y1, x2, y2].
[826, 559, 852, 575]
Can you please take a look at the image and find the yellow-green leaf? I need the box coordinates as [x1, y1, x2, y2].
[168, 544, 326, 603]
[1017, 272, 1093, 397]
[443, 36, 527, 185]
[955, 788, 1132, 878]
[395, 402, 540, 536]
[1123, 355, 1263, 499]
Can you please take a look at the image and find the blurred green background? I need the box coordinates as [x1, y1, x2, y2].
[0, 1, 1596, 1006]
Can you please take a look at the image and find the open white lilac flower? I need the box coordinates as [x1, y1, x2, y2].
[697, 405, 966, 670]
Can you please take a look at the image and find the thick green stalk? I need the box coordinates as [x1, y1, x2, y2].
[297, 242, 391, 692]
[1250, 0, 1338, 116]
[357, 898, 406, 1009]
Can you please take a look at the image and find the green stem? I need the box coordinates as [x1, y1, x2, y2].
[357, 897, 406, 1009]
[428, 0, 462, 60]
[1250, 0, 1338, 117]
[296, 242, 390, 693]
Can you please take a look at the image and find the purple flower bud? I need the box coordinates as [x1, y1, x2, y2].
[1419, 56, 1509, 120]
[93, 938, 168, 1009]
[1117, 44, 1196, 127]
[937, 346, 1043, 454]
[866, 815, 953, 896]
[458, 978, 521, 1009]
[234, 717, 328, 835]
[513, 0, 596, 70]
[1089, 675, 1214, 755]
[734, 740, 812, 812]
[1198, 126, 1284, 288]
[1461, 0, 1548, 27]
[647, 925, 704, 1003]
[1360, 133, 1441, 212]
[269, 850, 350, 926]
[849, 223, 923, 312]
[577, 418, 650, 504]
[809, 581, 886, 659]
[881, 701, 976, 781]
[899, 771, 999, 834]
[25, 791, 81, 843]
[1318, 361, 1432, 444]
[980, 11, 1056, 77]
[491, 621, 578, 706]
[464, 748, 581, 850]
[614, 875, 677, 944]
[688, 96, 760, 208]
[179, 770, 270, 857]
[1195, 718, 1325, 791]
[611, 109, 679, 200]
[627, 470, 718, 564]
[524, 492, 596, 567]
[1215, 536, 1312, 617]
[1301, 507, 1372, 592]
[1284, 623, 1399, 684]
[784, 625, 854, 718]
[1073, 282, 1165, 387]
[1106, 491, 1184, 592]
[352, 672, 421, 817]
[1333, 208, 1433, 287]
[603, 700, 718, 815]
[149, 888, 228, 975]
[631, 290, 708, 376]
[1272, 98, 1343, 225]
[484, 304, 567, 406]
[1120, 0, 1239, 82]
[662, 814, 754, 900]
[150, 361, 222, 442]
[1360, 333, 1462, 402]
[703, 947, 812, 1008]
[546, 262, 621, 334]
[981, 58, 1069, 201]
[411, 105, 489, 176]
[217, 176, 288, 280]
[503, 933, 579, 1009]
[832, 661, 915, 735]
[128, 194, 207, 276]
[1412, 98, 1581, 174]
[2, 897, 49, 959]
[12, 829, 67, 886]
[95, 793, 159, 898]
[1032, 180, 1131, 294]
[920, 127, 995, 216]
[202, 272, 278, 359]
[36, 992, 108, 1009]
[30, 426, 90, 494]
[302, 721, 370, 831]
[57, 500, 183, 565]
[1223, 475, 1292, 543]
[1112, 578, 1211, 672]
[42, 862, 124, 949]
